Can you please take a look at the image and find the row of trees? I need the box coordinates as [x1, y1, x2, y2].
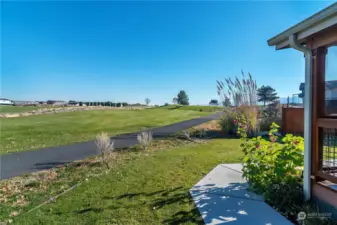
[68, 99, 152, 107]
[69, 84, 278, 108]
[69, 80, 278, 108]
[68, 101, 144, 107]
[167, 84, 279, 107]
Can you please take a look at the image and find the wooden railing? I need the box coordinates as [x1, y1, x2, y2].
[317, 118, 337, 184]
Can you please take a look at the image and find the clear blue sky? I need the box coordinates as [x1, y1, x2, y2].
[1, 1, 335, 105]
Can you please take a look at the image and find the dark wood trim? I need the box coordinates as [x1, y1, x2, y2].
[311, 49, 318, 176]
[311, 47, 327, 177]
[312, 183, 337, 207]
[316, 181, 337, 194]
[317, 118, 337, 128]
[317, 47, 327, 117]
[324, 115, 337, 119]
[317, 171, 337, 184]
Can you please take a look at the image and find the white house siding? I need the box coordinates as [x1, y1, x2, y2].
[0, 99, 13, 105]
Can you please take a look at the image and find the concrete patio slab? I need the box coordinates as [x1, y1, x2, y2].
[190, 164, 293, 225]
[190, 164, 263, 201]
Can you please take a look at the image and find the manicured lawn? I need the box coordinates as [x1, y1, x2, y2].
[0, 108, 209, 154]
[10, 138, 242, 224]
[159, 105, 223, 112]
[0, 106, 42, 113]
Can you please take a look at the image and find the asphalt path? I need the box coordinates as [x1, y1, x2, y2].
[0, 112, 222, 179]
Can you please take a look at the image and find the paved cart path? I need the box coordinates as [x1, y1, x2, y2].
[0, 112, 222, 179]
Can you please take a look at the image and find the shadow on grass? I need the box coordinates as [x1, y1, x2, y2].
[34, 162, 71, 170]
[69, 186, 203, 224]
[162, 208, 203, 225]
[174, 129, 237, 140]
[76, 208, 104, 214]
[34, 160, 102, 170]
[167, 106, 183, 110]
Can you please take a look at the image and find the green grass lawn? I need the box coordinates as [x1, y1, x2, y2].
[8, 138, 242, 224]
[159, 105, 223, 112]
[0, 108, 209, 155]
[0, 106, 43, 113]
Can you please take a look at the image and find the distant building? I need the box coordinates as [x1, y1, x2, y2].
[300, 80, 337, 113]
[12, 100, 39, 106]
[68, 100, 78, 106]
[299, 80, 337, 101]
[47, 100, 67, 106]
[326, 80, 337, 101]
[0, 98, 14, 105]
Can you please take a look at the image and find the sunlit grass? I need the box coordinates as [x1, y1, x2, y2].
[5, 138, 242, 224]
[0, 108, 209, 154]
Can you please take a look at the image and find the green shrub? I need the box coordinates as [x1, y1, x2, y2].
[219, 106, 259, 136]
[238, 118, 336, 224]
[237, 117, 304, 194]
[264, 180, 304, 219]
[259, 116, 282, 131]
[262, 100, 281, 118]
[236, 106, 259, 135]
[218, 109, 237, 135]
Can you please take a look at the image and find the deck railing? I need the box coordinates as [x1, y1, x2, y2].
[317, 119, 337, 184]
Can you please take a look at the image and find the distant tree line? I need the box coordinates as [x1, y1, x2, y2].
[68, 100, 145, 107]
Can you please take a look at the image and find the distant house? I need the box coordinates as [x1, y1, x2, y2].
[47, 100, 67, 106]
[326, 80, 337, 101]
[12, 100, 39, 106]
[0, 98, 14, 105]
[300, 80, 337, 108]
[68, 100, 78, 106]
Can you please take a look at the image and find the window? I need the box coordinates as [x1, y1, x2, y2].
[325, 46, 337, 116]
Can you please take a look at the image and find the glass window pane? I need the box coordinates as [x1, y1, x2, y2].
[326, 46, 337, 116]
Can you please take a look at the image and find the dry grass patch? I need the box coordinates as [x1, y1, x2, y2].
[194, 120, 221, 131]
[147, 138, 197, 151]
[185, 120, 225, 139]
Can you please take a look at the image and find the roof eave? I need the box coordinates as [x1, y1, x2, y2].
[267, 3, 337, 49]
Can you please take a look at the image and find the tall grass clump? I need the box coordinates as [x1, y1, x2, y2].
[219, 106, 259, 136]
[137, 131, 153, 150]
[95, 132, 115, 169]
[237, 106, 259, 135]
[217, 71, 257, 107]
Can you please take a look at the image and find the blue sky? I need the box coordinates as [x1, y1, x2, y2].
[1, 1, 335, 105]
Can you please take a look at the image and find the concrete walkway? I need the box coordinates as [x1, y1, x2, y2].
[190, 164, 293, 225]
[0, 112, 222, 179]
